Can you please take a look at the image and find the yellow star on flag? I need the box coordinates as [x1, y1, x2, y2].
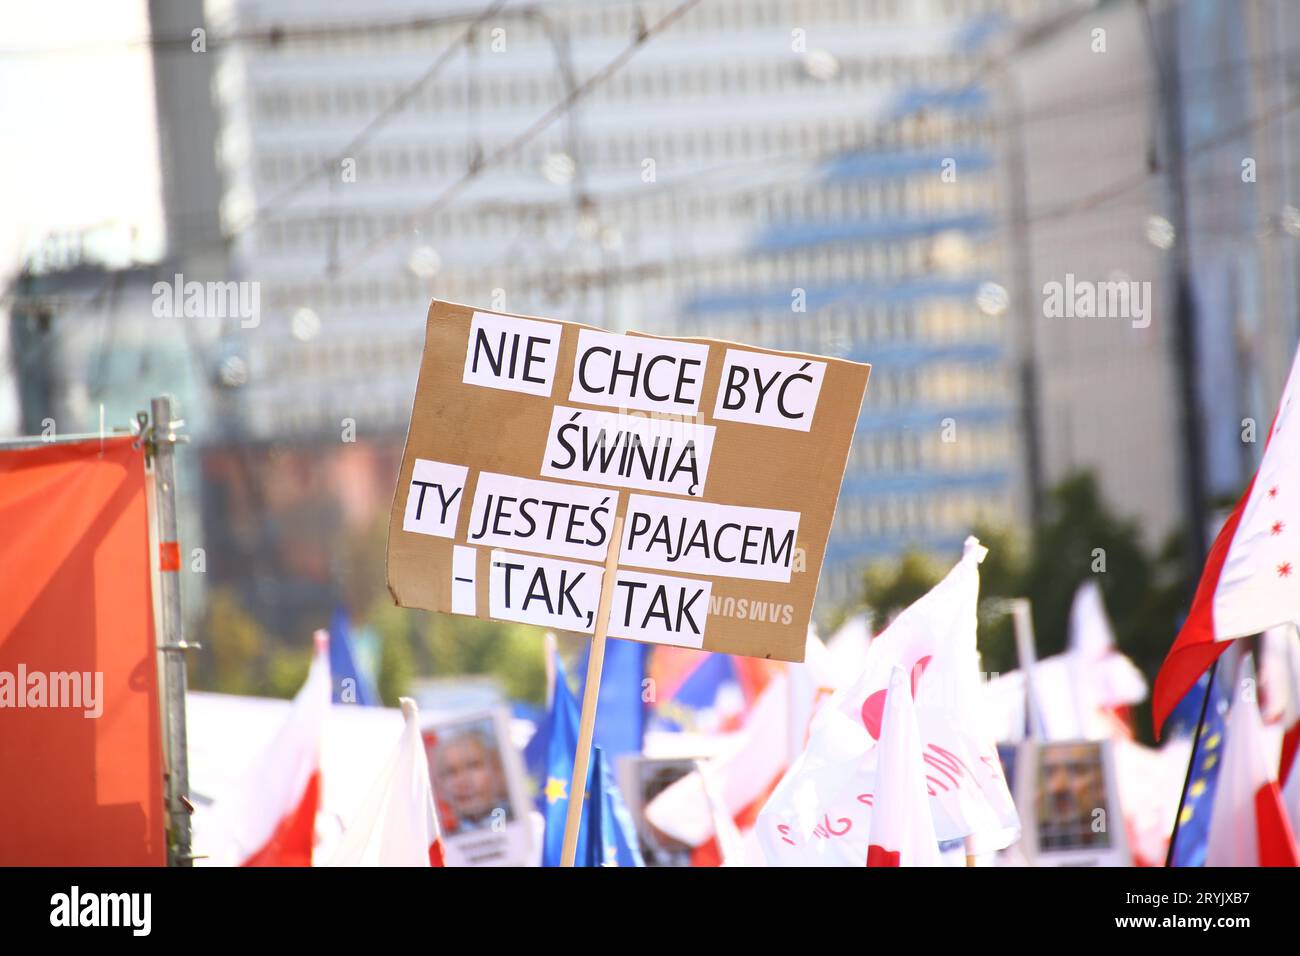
[544, 776, 568, 805]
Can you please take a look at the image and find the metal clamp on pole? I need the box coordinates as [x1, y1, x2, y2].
[145, 397, 197, 867]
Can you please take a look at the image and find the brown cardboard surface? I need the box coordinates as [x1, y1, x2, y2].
[387, 299, 869, 662]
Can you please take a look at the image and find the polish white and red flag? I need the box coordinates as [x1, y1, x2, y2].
[1259, 624, 1300, 787]
[1155, 345, 1300, 736]
[209, 631, 331, 866]
[326, 698, 445, 867]
[1285, 738, 1300, 841]
[867, 667, 942, 867]
[644, 631, 840, 864]
[757, 538, 1019, 865]
[1205, 660, 1299, 867]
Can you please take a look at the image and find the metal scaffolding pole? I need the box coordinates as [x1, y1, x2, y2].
[148, 396, 196, 866]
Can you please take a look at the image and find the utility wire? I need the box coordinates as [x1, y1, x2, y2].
[313, 89, 1300, 300]
[338, 0, 704, 274]
[0, 6, 563, 57]
[244, 42, 1300, 224]
[8, 6, 1300, 371]
[226, 0, 513, 235]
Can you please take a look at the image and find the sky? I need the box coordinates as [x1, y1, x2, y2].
[0, 0, 163, 431]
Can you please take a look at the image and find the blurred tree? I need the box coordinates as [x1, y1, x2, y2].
[856, 524, 1025, 674]
[970, 522, 1027, 676]
[365, 598, 418, 706]
[336, 513, 391, 621]
[423, 615, 547, 705]
[1022, 473, 1153, 659]
[263, 645, 311, 698]
[861, 551, 942, 627]
[190, 587, 318, 698]
[1019, 474, 1190, 743]
[189, 587, 268, 694]
[1122, 528, 1193, 737]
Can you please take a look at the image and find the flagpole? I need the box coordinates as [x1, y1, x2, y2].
[1010, 598, 1045, 740]
[1164, 657, 1219, 867]
[560, 514, 624, 867]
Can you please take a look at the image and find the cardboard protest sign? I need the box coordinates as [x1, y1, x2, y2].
[387, 299, 869, 663]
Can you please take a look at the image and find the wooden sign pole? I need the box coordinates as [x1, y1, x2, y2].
[560, 514, 625, 867]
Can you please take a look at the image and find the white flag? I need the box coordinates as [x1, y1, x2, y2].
[326, 698, 444, 867]
[1068, 580, 1148, 716]
[867, 667, 941, 866]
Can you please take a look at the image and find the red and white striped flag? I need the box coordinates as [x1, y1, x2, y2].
[867, 667, 941, 867]
[1205, 661, 1299, 867]
[211, 631, 331, 866]
[1154, 344, 1300, 735]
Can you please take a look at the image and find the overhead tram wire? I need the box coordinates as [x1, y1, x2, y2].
[10, 42, 1290, 362]
[369, 80, 1300, 304]
[0, 6, 569, 57]
[7, 4, 1296, 368]
[451, 90, 1300, 303]
[1027, 86, 1300, 226]
[337, 0, 707, 276]
[26, 19, 1289, 269]
[5, 0, 1298, 245]
[226, 0, 513, 236]
[329, 31, 1300, 278]
[0, 0, 523, 395]
[234, 43, 1300, 237]
[7, 5, 1293, 448]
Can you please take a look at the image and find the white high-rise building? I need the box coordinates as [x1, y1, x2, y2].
[208, 0, 1056, 609]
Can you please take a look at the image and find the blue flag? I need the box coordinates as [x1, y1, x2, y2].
[523, 704, 551, 806]
[541, 656, 645, 866]
[541, 654, 583, 866]
[1168, 670, 1229, 867]
[575, 638, 648, 758]
[328, 607, 379, 706]
[585, 747, 645, 867]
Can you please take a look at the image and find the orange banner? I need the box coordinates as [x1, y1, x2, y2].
[0, 437, 165, 865]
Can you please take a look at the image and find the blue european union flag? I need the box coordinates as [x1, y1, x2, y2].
[1169, 670, 1229, 867]
[328, 607, 379, 706]
[541, 654, 583, 866]
[540, 656, 644, 866]
[523, 704, 551, 804]
[585, 747, 645, 867]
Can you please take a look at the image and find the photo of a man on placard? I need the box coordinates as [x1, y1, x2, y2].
[615, 756, 703, 867]
[424, 718, 513, 836]
[1036, 741, 1111, 852]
